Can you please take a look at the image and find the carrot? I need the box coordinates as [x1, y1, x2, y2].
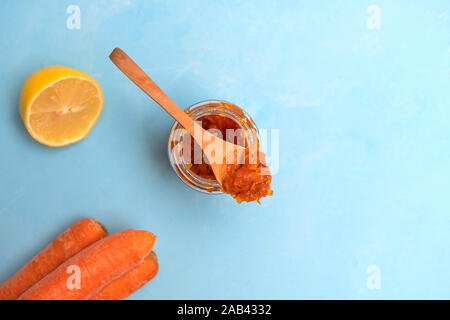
[0, 218, 107, 300]
[18, 229, 156, 300]
[90, 251, 159, 300]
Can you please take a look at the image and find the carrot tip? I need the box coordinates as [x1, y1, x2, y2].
[96, 221, 108, 235]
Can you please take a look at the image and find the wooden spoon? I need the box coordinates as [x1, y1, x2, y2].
[109, 47, 246, 185]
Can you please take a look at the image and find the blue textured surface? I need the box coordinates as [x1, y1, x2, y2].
[0, 0, 449, 299]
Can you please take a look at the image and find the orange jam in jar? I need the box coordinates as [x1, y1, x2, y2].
[168, 100, 259, 194]
[187, 114, 245, 180]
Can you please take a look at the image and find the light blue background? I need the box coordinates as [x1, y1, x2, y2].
[0, 0, 449, 299]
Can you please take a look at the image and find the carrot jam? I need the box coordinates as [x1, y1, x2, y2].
[221, 147, 273, 204]
[184, 114, 273, 203]
[186, 114, 246, 180]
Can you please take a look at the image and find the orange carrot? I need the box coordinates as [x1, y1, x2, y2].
[0, 218, 107, 300]
[18, 229, 156, 300]
[90, 251, 159, 300]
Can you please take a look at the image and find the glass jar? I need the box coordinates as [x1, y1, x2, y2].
[167, 100, 260, 194]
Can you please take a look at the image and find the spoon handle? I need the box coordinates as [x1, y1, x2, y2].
[109, 47, 197, 136]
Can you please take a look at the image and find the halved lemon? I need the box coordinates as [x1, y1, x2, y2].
[20, 66, 103, 147]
